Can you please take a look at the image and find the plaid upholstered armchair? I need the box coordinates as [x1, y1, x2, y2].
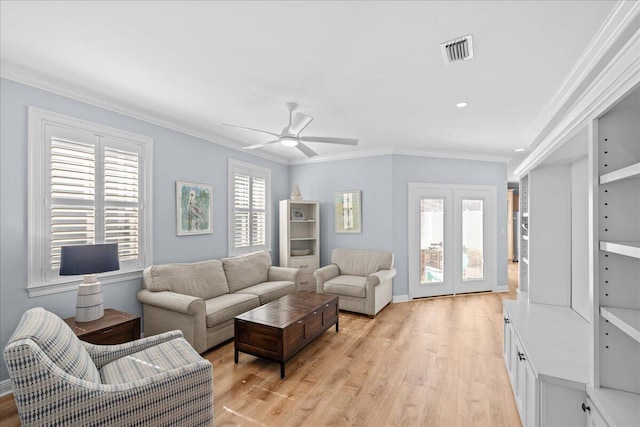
[3, 307, 214, 427]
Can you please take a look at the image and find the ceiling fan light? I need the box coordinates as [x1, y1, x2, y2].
[280, 137, 298, 147]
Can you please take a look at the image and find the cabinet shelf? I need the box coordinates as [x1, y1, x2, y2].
[522, 212, 529, 218]
[600, 307, 640, 343]
[599, 162, 640, 184]
[290, 237, 316, 241]
[291, 220, 316, 223]
[522, 257, 529, 265]
[600, 241, 640, 259]
[522, 235, 529, 241]
[586, 384, 640, 427]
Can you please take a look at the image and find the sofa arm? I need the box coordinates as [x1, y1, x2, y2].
[84, 330, 184, 369]
[314, 264, 340, 293]
[268, 266, 300, 283]
[367, 268, 397, 286]
[137, 289, 204, 315]
[137, 289, 207, 353]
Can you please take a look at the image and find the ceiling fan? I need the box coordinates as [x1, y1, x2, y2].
[222, 102, 358, 157]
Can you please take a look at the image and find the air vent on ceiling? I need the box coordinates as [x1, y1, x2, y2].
[441, 34, 474, 65]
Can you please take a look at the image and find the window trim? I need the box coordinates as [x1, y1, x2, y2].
[227, 159, 271, 256]
[28, 107, 153, 297]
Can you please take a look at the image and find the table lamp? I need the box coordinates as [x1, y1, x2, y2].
[60, 243, 120, 322]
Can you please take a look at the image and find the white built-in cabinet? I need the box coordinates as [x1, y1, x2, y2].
[279, 200, 320, 292]
[507, 13, 639, 425]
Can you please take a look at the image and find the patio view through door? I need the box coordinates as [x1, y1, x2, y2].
[408, 183, 497, 298]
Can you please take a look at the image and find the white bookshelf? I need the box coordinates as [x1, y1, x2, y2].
[279, 200, 320, 292]
[591, 86, 640, 425]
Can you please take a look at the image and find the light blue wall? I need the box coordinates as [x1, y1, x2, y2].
[289, 155, 394, 265]
[0, 78, 289, 382]
[0, 77, 508, 385]
[291, 154, 507, 297]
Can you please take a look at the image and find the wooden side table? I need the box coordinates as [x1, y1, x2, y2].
[64, 308, 140, 345]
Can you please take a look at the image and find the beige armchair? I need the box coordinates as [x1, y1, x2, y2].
[314, 248, 396, 317]
[4, 307, 214, 426]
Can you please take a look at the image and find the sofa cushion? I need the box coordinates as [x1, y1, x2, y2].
[222, 251, 271, 293]
[331, 248, 393, 277]
[99, 337, 202, 384]
[324, 275, 367, 298]
[8, 307, 101, 383]
[204, 293, 259, 328]
[236, 281, 297, 305]
[144, 260, 229, 300]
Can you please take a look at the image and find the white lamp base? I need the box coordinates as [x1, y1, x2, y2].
[76, 274, 104, 322]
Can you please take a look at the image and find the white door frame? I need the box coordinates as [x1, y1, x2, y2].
[408, 183, 497, 298]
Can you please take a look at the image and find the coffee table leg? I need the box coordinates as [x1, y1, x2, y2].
[280, 362, 285, 379]
[336, 319, 339, 332]
[234, 348, 239, 364]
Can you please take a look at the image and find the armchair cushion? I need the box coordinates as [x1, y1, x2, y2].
[144, 259, 229, 300]
[204, 293, 259, 328]
[222, 251, 271, 292]
[7, 307, 101, 383]
[100, 337, 203, 384]
[331, 248, 393, 276]
[324, 275, 367, 298]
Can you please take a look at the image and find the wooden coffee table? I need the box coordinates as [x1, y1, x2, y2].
[234, 292, 339, 378]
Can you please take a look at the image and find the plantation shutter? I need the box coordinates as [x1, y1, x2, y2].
[104, 145, 140, 262]
[229, 160, 270, 255]
[44, 124, 143, 282]
[49, 136, 96, 273]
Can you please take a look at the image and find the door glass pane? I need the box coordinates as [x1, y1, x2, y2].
[462, 199, 483, 280]
[420, 198, 444, 284]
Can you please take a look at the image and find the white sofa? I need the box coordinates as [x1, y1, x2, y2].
[314, 248, 396, 317]
[137, 251, 300, 353]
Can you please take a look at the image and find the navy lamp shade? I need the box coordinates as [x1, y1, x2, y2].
[60, 244, 120, 322]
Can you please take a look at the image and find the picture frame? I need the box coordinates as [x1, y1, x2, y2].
[176, 181, 213, 235]
[291, 208, 307, 221]
[334, 190, 362, 233]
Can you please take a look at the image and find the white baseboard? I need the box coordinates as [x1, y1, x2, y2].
[0, 378, 13, 397]
[392, 295, 410, 303]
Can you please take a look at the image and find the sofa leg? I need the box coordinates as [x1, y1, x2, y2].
[368, 314, 375, 319]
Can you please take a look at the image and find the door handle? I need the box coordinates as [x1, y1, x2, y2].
[581, 403, 590, 413]
[517, 351, 526, 361]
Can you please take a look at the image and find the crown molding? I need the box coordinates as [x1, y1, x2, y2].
[392, 148, 509, 163]
[0, 63, 289, 165]
[514, 27, 640, 177]
[517, 0, 640, 169]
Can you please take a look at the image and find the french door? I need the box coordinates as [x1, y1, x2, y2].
[408, 183, 497, 298]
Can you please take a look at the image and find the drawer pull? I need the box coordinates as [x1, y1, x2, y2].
[504, 317, 510, 324]
[301, 281, 309, 285]
[326, 304, 329, 307]
[101, 328, 115, 334]
[313, 311, 318, 315]
[298, 320, 303, 324]
[300, 264, 309, 268]
[581, 403, 590, 413]
[517, 351, 526, 361]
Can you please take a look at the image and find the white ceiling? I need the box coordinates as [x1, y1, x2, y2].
[0, 1, 619, 176]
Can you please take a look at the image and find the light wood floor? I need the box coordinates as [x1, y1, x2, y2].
[0, 263, 521, 427]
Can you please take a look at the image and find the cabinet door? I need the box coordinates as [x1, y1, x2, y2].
[523, 361, 539, 427]
[514, 337, 526, 418]
[585, 398, 608, 427]
[503, 313, 516, 388]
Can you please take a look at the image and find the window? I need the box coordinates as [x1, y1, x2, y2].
[228, 159, 271, 256]
[28, 108, 152, 296]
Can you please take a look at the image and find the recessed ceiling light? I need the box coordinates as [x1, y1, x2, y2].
[456, 102, 469, 108]
[514, 148, 526, 152]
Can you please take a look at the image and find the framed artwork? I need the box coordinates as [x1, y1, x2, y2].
[291, 208, 307, 221]
[334, 191, 362, 233]
[176, 181, 213, 235]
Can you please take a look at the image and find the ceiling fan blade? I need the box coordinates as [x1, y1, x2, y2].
[296, 142, 318, 158]
[287, 112, 313, 135]
[299, 136, 359, 146]
[243, 139, 281, 150]
[221, 123, 280, 137]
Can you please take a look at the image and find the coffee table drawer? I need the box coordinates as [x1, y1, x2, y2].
[235, 320, 280, 360]
[322, 299, 338, 326]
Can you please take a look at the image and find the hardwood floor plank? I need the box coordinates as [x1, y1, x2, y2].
[0, 263, 522, 427]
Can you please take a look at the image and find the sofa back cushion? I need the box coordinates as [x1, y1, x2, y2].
[143, 260, 230, 300]
[222, 251, 271, 293]
[331, 248, 394, 277]
[6, 307, 102, 383]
